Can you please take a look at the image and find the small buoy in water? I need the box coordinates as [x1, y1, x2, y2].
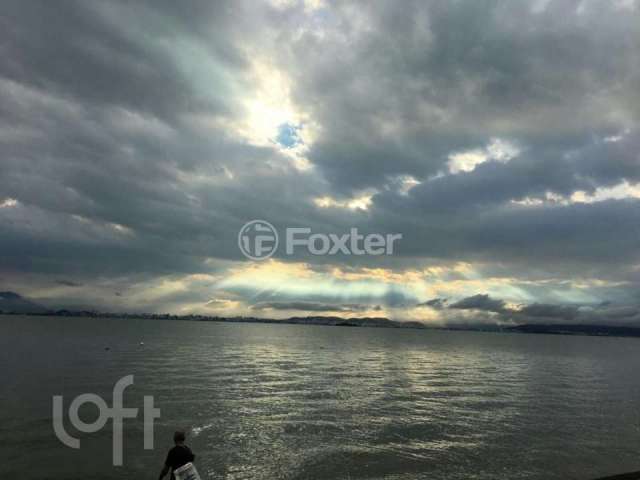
[139, 342, 144, 346]
[104, 347, 110, 351]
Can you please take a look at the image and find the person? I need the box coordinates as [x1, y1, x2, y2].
[158, 431, 196, 480]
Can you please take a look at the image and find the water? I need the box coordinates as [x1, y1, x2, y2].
[1, 315, 640, 479]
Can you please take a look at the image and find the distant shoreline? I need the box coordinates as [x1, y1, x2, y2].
[1, 310, 427, 330]
[3, 310, 640, 339]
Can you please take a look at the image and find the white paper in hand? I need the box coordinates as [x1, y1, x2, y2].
[174, 462, 201, 480]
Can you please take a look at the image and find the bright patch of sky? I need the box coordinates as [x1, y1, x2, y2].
[512, 181, 640, 207]
[275, 123, 303, 148]
[448, 138, 520, 174]
[313, 193, 375, 210]
[0, 198, 18, 208]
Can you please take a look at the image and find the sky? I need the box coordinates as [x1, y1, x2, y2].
[1, 0, 640, 326]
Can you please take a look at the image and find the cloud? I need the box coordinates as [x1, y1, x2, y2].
[283, 1, 640, 194]
[0, 1, 639, 322]
[449, 294, 506, 313]
[517, 303, 579, 322]
[417, 298, 448, 310]
[251, 301, 380, 313]
[441, 293, 640, 327]
[56, 280, 83, 287]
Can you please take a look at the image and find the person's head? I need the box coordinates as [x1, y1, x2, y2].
[173, 431, 186, 445]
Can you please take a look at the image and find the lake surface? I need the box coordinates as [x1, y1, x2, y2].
[1, 315, 640, 479]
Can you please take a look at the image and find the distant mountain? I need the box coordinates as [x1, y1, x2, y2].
[0, 291, 48, 314]
[287, 316, 402, 328]
[201, 315, 425, 329]
[287, 316, 427, 328]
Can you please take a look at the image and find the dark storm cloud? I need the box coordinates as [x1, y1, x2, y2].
[516, 302, 640, 325]
[0, 1, 250, 119]
[450, 294, 506, 313]
[441, 294, 640, 326]
[56, 280, 83, 287]
[517, 303, 579, 321]
[372, 132, 640, 216]
[269, 0, 640, 272]
[1, 0, 640, 321]
[0, 0, 325, 278]
[283, 0, 640, 193]
[418, 298, 448, 310]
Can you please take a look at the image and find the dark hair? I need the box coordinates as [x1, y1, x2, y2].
[173, 431, 186, 443]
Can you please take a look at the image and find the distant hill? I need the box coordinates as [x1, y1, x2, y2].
[0, 291, 48, 314]
[200, 315, 425, 329]
[287, 316, 408, 328]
